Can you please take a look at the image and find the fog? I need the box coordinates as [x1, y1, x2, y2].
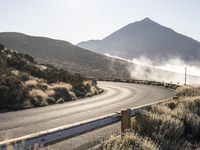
[105, 53, 200, 85]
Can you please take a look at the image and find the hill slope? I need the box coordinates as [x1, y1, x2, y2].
[0, 32, 131, 79]
[77, 18, 200, 65]
[0, 45, 102, 110]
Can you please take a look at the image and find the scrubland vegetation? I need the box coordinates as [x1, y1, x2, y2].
[98, 86, 200, 150]
[101, 78, 179, 90]
[0, 44, 103, 110]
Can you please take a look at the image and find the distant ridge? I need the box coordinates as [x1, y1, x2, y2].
[0, 32, 131, 79]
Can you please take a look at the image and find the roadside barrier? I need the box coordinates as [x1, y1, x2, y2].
[0, 97, 172, 150]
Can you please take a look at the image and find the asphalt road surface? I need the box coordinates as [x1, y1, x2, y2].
[0, 81, 174, 143]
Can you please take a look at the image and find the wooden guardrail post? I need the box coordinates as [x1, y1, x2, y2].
[121, 109, 131, 136]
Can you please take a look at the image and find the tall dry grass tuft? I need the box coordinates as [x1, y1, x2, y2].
[179, 96, 200, 115]
[133, 112, 184, 143]
[176, 86, 200, 97]
[29, 89, 48, 106]
[97, 133, 159, 150]
[29, 89, 48, 99]
[25, 80, 38, 89]
[50, 83, 72, 91]
[151, 105, 173, 116]
[48, 82, 74, 101]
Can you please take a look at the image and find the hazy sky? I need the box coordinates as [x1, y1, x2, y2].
[1, 0, 200, 44]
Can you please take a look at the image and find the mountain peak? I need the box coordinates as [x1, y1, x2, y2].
[142, 17, 152, 21]
[140, 17, 155, 23]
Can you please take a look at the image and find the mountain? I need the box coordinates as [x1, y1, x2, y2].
[1, 32, 199, 85]
[77, 18, 200, 65]
[0, 32, 131, 79]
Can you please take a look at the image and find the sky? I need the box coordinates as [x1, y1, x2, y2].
[0, 0, 200, 44]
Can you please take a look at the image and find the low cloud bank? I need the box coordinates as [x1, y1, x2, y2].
[105, 53, 200, 85]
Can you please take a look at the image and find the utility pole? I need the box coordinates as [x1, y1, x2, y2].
[184, 66, 187, 85]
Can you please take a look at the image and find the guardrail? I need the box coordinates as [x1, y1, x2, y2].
[0, 97, 172, 150]
[91, 78, 180, 90]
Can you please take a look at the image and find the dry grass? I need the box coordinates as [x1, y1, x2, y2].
[179, 96, 200, 115]
[29, 89, 48, 99]
[35, 64, 47, 71]
[46, 89, 55, 97]
[29, 89, 48, 106]
[133, 112, 184, 143]
[97, 133, 159, 150]
[50, 82, 72, 91]
[176, 86, 200, 97]
[25, 80, 38, 89]
[83, 80, 93, 86]
[47, 82, 74, 102]
[99, 86, 200, 149]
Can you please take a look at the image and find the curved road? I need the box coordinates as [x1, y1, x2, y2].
[0, 81, 174, 141]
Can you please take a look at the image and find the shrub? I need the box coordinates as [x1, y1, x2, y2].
[51, 83, 72, 91]
[47, 89, 55, 97]
[98, 133, 159, 150]
[151, 105, 173, 115]
[29, 89, 48, 99]
[49, 83, 73, 101]
[30, 97, 48, 107]
[73, 83, 90, 98]
[0, 43, 4, 50]
[176, 86, 200, 97]
[0, 76, 27, 109]
[183, 112, 200, 141]
[20, 72, 31, 81]
[167, 101, 177, 110]
[0, 51, 7, 75]
[38, 82, 49, 90]
[25, 80, 38, 89]
[46, 97, 56, 104]
[133, 112, 184, 147]
[29, 89, 48, 106]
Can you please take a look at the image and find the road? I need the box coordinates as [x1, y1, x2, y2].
[0, 81, 174, 143]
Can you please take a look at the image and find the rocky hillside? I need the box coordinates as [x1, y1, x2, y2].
[78, 18, 200, 65]
[0, 44, 103, 110]
[0, 32, 131, 79]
